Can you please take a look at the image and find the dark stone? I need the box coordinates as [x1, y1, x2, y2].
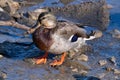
[73, 74, 100, 80]
[49, 0, 109, 31]
[0, 11, 12, 21]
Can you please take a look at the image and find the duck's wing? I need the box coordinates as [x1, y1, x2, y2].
[48, 0, 109, 31]
[54, 21, 88, 40]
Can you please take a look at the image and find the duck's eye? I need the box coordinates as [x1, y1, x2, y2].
[71, 35, 78, 42]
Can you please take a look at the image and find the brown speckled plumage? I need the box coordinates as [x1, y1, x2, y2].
[32, 21, 89, 54]
[33, 27, 53, 51]
[31, 11, 101, 66]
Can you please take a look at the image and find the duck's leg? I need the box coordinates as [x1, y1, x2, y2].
[34, 52, 48, 64]
[50, 52, 66, 66]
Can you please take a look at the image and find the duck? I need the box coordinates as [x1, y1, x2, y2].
[31, 11, 102, 66]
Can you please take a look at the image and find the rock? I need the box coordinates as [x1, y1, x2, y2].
[79, 70, 88, 76]
[0, 0, 20, 15]
[98, 60, 107, 66]
[106, 4, 113, 9]
[93, 30, 103, 38]
[72, 68, 78, 72]
[0, 11, 12, 21]
[67, 50, 76, 58]
[65, 59, 91, 70]
[97, 73, 106, 79]
[0, 54, 3, 59]
[109, 56, 116, 65]
[1, 73, 7, 79]
[115, 76, 119, 79]
[113, 69, 120, 75]
[23, 58, 36, 64]
[0, 7, 4, 12]
[0, 71, 7, 79]
[19, 0, 44, 7]
[105, 67, 113, 72]
[77, 54, 88, 62]
[60, 0, 75, 5]
[49, 0, 109, 31]
[18, 0, 109, 31]
[110, 29, 120, 39]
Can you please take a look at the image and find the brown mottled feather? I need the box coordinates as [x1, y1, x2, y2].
[32, 27, 53, 51]
[32, 21, 88, 53]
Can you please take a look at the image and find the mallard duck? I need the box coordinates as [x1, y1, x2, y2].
[32, 12, 102, 66]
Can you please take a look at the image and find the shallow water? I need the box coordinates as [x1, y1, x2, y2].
[0, 0, 120, 80]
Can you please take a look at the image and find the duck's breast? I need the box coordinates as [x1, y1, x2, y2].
[49, 33, 79, 54]
[32, 28, 53, 51]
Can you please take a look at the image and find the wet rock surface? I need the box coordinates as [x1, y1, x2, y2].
[99, 60, 107, 66]
[0, 0, 120, 80]
[77, 54, 88, 62]
[109, 29, 120, 39]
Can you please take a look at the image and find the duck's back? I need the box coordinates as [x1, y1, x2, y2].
[33, 21, 87, 54]
[48, 22, 86, 54]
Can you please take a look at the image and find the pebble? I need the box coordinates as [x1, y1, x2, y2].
[98, 60, 107, 66]
[79, 70, 88, 76]
[68, 50, 75, 58]
[106, 4, 113, 9]
[109, 56, 116, 64]
[77, 54, 88, 62]
[72, 68, 78, 72]
[0, 71, 7, 79]
[105, 67, 113, 72]
[115, 76, 119, 79]
[97, 73, 106, 79]
[0, 54, 3, 59]
[94, 30, 103, 38]
[110, 29, 120, 39]
[60, 0, 74, 5]
[0, 7, 4, 11]
[113, 69, 120, 75]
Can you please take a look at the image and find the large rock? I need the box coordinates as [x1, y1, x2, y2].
[18, 0, 109, 31]
[49, 0, 109, 31]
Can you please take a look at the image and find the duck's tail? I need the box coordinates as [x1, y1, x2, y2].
[84, 30, 103, 41]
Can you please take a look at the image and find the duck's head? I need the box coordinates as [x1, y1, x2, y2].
[37, 12, 57, 29]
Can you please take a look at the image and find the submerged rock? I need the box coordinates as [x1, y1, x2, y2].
[98, 60, 107, 66]
[77, 54, 88, 62]
[105, 67, 113, 72]
[48, 0, 110, 31]
[60, 0, 75, 5]
[0, 71, 7, 79]
[72, 68, 78, 72]
[79, 70, 88, 76]
[0, 0, 20, 15]
[0, 55, 3, 59]
[109, 56, 116, 64]
[113, 69, 120, 75]
[110, 29, 120, 39]
[67, 50, 76, 58]
[97, 73, 106, 79]
[93, 30, 103, 38]
[65, 59, 91, 71]
[20, 0, 109, 31]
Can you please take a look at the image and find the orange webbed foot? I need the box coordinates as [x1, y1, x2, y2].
[35, 57, 47, 64]
[34, 52, 48, 64]
[50, 52, 66, 66]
